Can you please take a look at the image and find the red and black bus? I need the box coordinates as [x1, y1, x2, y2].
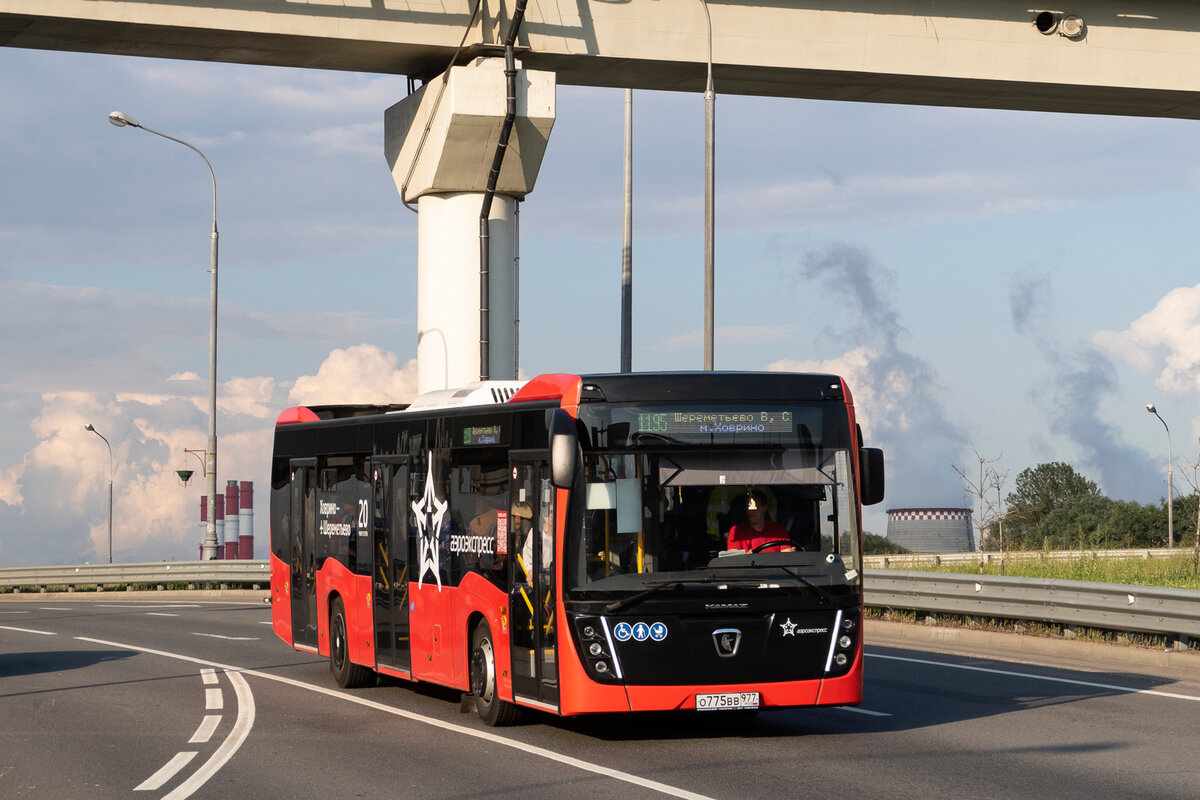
[269, 371, 884, 724]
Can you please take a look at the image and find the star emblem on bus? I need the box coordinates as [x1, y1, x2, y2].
[412, 455, 446, 591]
[780, 618, 797, 637]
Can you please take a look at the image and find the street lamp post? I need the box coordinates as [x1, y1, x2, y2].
[84, 424, 113, 564]
[700, 0, 715, 371]
[109, 110, 221, 560]
[1146, 403, 1174, 548]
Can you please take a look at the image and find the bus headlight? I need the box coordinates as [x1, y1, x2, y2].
[826, 609, 860, 676]
[571, 615, 623, 683]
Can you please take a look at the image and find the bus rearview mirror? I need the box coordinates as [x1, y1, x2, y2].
[549, 408, 579, 489]
[860, 447, 885, 506]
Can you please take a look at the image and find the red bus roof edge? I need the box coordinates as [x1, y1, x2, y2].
[276, 406, 322, 425]
[509, 373, 583, 407]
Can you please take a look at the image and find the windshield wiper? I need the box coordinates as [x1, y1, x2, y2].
[776, 564, 835, 608]
[604, 576, 717, 614]
[630, 432, 689, 447]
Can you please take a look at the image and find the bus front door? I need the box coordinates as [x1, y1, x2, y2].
[509, 459, 560, 712]
[372, 458, 411, 673]
[289, 459, 318, 650]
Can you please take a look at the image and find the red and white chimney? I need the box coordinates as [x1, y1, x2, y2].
[238, 481, 254, 559]
[214, 494, 225, 560]
[199, 496, 208, 559]
[224, 481, 240, 561]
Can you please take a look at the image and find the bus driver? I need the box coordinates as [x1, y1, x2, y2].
[726, 490, 795, 553]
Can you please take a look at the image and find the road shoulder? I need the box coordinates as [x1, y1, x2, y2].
[868, 618, 1200, 686]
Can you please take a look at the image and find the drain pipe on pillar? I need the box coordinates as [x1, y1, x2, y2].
[479, 0, 528, 381]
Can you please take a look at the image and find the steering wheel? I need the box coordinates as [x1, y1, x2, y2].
[750, 539, 796, 554]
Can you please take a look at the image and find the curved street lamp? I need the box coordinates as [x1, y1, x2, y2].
[1146, 403, 1174, 548]
[109, 110, 221, 560]
[84, 424, 113, 564]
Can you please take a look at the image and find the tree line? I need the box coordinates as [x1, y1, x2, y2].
[978, 461, 1200, 552]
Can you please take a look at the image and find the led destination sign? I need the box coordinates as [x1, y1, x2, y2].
[635, 409, 794, 436]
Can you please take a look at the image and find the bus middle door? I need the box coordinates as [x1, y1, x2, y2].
[509, 458, 560, 712]
[372, 457, 411, 675]
[289, 458, 318, 651]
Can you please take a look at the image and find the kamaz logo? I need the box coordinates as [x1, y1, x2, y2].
[705, 602, 748, 610]
[712, 628, 742, 658]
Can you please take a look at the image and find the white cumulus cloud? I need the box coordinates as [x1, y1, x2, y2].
[289, 344, 419, 406]
[1091, 283, 1200, 395]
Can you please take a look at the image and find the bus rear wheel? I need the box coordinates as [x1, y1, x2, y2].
[330, 596, 372, 689]
[470, 623, 521, 726]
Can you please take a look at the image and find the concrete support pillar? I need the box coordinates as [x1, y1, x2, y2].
[385, 57, 555, 395]
[415, 192, 517, 392]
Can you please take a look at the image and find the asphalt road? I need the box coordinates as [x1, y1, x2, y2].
[2, 597, 1198, 799]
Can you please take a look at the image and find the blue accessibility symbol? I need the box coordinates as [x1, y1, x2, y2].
[613, 622, 633, 641]
[633, 622, 651, 641]
[649, 622, 668, 641]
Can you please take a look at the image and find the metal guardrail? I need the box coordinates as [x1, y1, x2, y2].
[0, 560, 270, 590]
[3, 559, 1197, 642]
[864, 569, 1200, 639]
[863, 547, 1177, 570]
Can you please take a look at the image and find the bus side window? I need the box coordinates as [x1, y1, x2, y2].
[450, 455, 509, 588]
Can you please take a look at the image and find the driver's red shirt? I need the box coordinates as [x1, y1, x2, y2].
[726, 521, 790, 553]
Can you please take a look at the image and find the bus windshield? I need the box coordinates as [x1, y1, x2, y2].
[566, 402, 863, 598]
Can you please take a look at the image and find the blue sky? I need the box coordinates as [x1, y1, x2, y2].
[2, 46, 1198, 565]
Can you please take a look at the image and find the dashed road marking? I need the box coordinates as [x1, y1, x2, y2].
[189, 715, 221, 745]
[193, 633, 258, 641]
[0, 625, 55, 636]
[836, 705, 891, 717]
[135, 751, 197, 792]
[75, 636, 714, 800]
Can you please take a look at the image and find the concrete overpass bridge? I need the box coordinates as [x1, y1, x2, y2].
[5, 0, 1200, 392]
[7, 1, 1200, 117]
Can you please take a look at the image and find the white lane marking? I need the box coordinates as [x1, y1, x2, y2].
[193, 633, 258, 641]
[162, 669, 254, 800]
[0, 625, 56, 636]
[200, 669, 218, 685]
[0, 611, 30, 615]
[257, 621, 273, 625]
[134, 751, 197, 792]
[205, 688, 224, 711]
[868, 653, 1200, 703]
[97, 605, 202, 610]
[835, 705, 891, 717]
[75, 637, 716, 800]
[39, 607, 71, 611]
[147, 613, 179, 617]
[189, 715, 221, 744]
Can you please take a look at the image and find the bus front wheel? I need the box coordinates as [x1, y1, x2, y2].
[330, 596, 372, 689]
[470, 623, 521, 726]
